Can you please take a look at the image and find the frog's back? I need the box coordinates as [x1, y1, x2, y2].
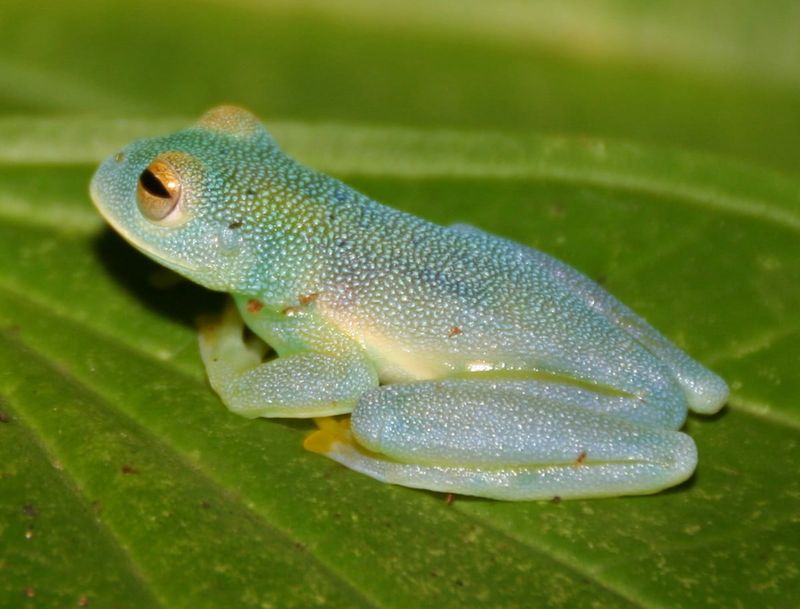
[317, 197, 644, 384]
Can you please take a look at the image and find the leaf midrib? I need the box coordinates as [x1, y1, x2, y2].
[0, 118, 798, 232]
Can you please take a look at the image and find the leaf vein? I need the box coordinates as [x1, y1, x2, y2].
[1, 308, 382, 609]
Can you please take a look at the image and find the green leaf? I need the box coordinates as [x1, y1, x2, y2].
[2, 1, 800, 605]
[0, 117, 798, 608]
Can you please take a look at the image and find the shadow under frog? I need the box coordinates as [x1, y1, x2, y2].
[93, 227, 225, 330]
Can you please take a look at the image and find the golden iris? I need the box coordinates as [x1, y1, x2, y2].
[136, 159, 181, 221]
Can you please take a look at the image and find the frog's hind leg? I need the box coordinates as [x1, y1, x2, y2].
[550, 264, 729, 415]
[450, 223, 728, 415]
[306, 379, 696, 501]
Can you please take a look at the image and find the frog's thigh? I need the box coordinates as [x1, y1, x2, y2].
[562, 273, 729, 414]
[308, 379, 696, 500]
[451, 222, 728, 414]
[198, 306, 377, 418]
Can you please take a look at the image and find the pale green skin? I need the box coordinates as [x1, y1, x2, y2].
[91, 106, 729, 501]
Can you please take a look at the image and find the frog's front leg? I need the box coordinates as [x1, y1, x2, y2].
[306, 379, 696, 500]
[199, 302, 378, 418]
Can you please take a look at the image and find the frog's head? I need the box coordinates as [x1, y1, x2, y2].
[90, 106, 279, 292]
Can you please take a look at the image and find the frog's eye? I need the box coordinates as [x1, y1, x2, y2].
[137, 159, 182, 222]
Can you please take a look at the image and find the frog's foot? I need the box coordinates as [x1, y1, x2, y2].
[308, 379, 697, 501]
[198, 300, 267, 369]
[198, 302, 377, 418]
[304, 417, 354, 454]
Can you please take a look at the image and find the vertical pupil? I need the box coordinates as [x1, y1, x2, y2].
[140, 169, 171, 198]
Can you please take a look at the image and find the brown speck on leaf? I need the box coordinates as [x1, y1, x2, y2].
[24, 587, 35, 598]
[78, 595, 90, 607]
[576, 450, 587, 465]
[281, 306, 301, 317]
[445, 493, 455, 505]
[22, 503, 38, 518]
[114, 152, 124, 162]
[121, 464, 138, 475]
[0, 412, 10, 423]
[551, 496, 561, 504]
[246, 299, 263, 313]
[299, 292, 320, 306]
[448, 326, 462, 338]
[228, 220, 243, 230]
[200, 500, 211, 510]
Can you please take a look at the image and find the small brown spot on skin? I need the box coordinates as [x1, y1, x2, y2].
[79, 595, 90, 607]
[445, 493, 455, 505]
[22, 503, 38, 518]
[0, 412, 10, 423]
[299, 292, 320, 306]
[281, 306, 302, 317]
[246, 299, 263, 313]
[228, 220, 243, 229]
[448, 326, 462, 338]
[121, 464, 138, 475]
[576, 450, 587, 465]
[25, 587, 35, 598]
[114, 152, 124, 162]
[551, 496, 561, 504]
[200, 500, 211, 510]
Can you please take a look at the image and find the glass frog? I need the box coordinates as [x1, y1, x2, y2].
[90, 106, 728, 501]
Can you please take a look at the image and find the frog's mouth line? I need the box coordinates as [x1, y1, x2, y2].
[90, 185, 205, 275]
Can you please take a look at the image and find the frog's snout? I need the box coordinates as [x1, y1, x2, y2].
[90, 149, 132, 218]
[88, 158, 109, 213]
[89, 152, 141, 244]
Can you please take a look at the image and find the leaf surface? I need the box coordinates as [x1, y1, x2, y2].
[0, 118, 798, 608]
